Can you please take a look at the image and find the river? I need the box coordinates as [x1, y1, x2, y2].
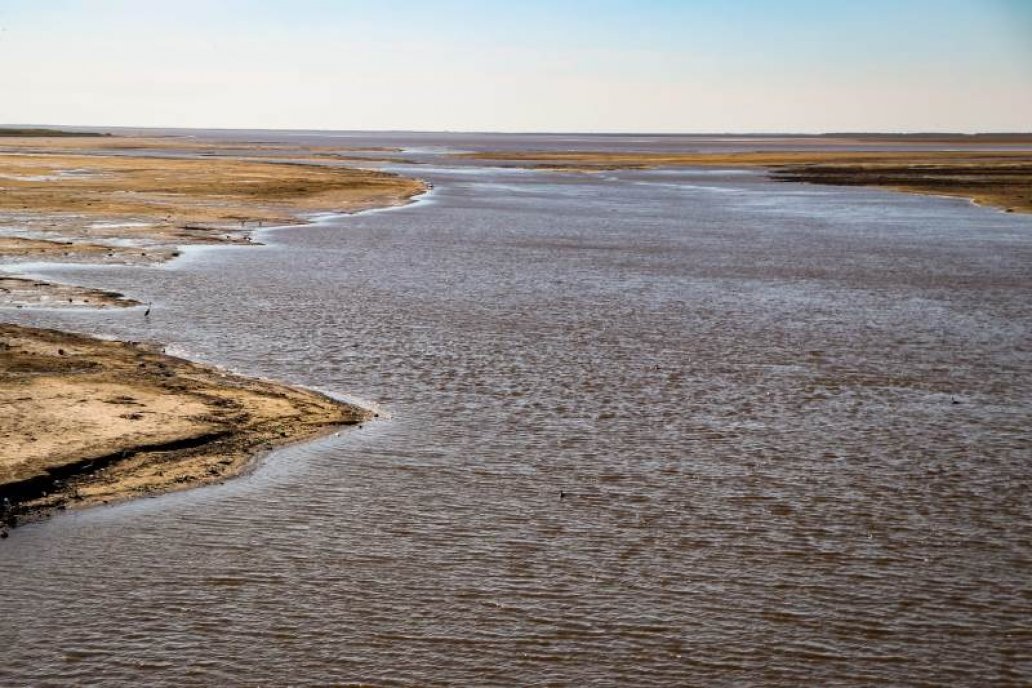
[1, 136, 1030, 686]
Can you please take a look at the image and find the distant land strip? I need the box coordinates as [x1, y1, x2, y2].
[458, 148, 1032, 214]
[0, 128, 110, 137]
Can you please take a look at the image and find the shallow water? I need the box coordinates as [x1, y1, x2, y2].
[1, 148, 1031, 686]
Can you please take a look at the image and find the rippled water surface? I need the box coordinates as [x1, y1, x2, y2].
[2, 145, 1031, 686]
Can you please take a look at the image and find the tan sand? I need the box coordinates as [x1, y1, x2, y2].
[0, 276, 136, 309]
[0, 324, 370, 530]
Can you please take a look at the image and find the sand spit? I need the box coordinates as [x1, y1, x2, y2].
[458, 148, 1032, 213]
[0, 324, 371, 532]
[0, 276, 137, 309]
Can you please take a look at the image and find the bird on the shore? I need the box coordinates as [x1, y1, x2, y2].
[144, 303, 151, 318]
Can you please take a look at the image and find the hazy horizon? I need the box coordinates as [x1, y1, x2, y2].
[5, 124, 1032, 136]
[2, 0, 1031, 133]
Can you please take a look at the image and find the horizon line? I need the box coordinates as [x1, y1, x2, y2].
[5, 124, 1032, 138]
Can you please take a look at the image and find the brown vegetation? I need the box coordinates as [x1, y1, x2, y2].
[0, 147, 425, 231]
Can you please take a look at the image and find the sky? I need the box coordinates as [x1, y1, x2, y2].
[1, 0, 1030, 133]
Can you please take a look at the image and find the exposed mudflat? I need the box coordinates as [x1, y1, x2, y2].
[0, 324, 369, 531]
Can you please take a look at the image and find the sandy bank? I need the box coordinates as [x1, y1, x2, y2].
[0, 324, 370, 532]
[0, 276, 136, 309]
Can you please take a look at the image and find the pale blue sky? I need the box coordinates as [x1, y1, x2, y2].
[1, 0, 1029, 132]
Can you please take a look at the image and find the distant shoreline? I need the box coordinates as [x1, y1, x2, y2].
[457, 148, 1032, 214]
[0, 127, 110, 137]
[7, 125, 1031, 140]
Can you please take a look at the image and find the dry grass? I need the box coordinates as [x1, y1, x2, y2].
[0, 149, 425, 229]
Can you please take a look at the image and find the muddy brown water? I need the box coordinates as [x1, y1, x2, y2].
[1, 139, 1031, 686]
